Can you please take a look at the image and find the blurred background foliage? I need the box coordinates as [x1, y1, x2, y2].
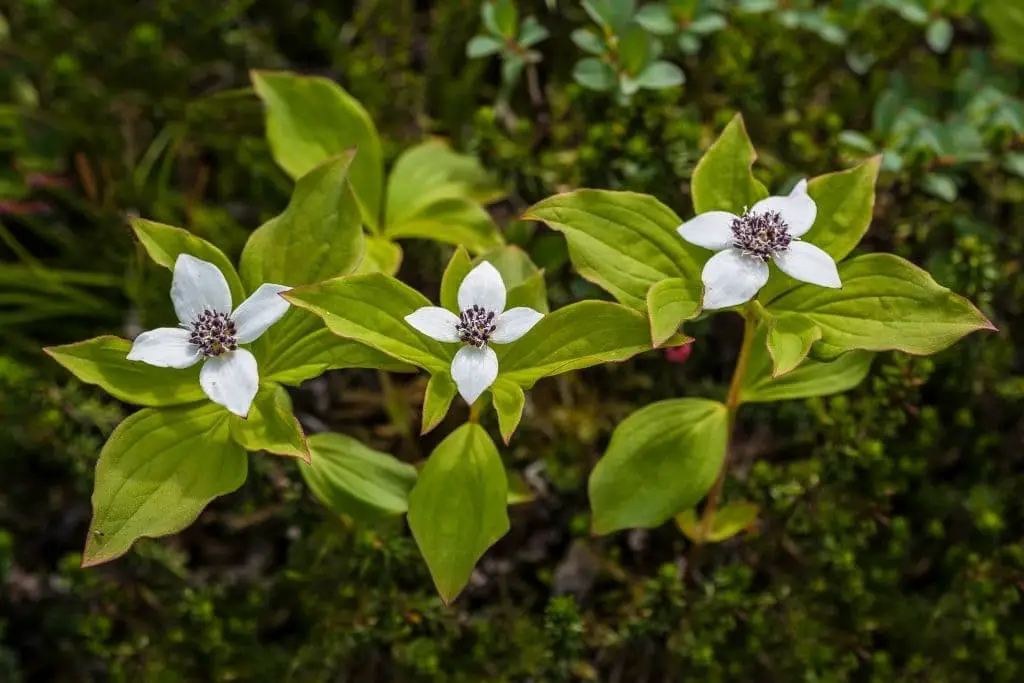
[1, 0, 1022, 681]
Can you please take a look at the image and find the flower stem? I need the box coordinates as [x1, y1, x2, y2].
[697, 307, 757, 540]
[468, 400, 483, 424]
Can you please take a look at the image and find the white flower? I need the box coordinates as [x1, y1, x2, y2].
[405, 261, 544, 405]
[677, 179, 841, 310]
[127, 254, 291, 418]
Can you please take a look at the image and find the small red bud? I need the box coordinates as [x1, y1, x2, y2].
[665, 341, 693, 364]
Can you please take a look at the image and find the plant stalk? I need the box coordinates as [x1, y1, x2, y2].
[697, 308, 757, 539]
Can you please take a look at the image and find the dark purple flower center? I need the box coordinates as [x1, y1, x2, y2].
[456, 305, 496, 347]
[188, 309, 237, 357]
[731, 210, 792, 261]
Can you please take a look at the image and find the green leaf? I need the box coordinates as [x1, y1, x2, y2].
[526, 190, 702, 311]
[498, 301, 672, 387]
[635, 61, 685, 89]
[766, 313, 821, 378]
[251, 70, 383, 230]
[385, 195, 503, 254]
[506, 270, 549, 313]
[741, 349, 873, 403]
[690, 113, 769, 215]
[688, 12, 727, 34]
[769, 253, 994, 356]
[618, 25, 652, 75]
[506, 470, 536, 505]
[838, 130, 878, 154]
[759, 156, 881, 303]
[676, 501, 758, 543]
[262, 315, 413, 386]
[228, 384, 309, 461]
[440, 247, 474, 312]
[646, 277, 702, 347]
[926, 18, 953, 53]
[467, 35, 504, 58]
[359, 237, 404, 275]
[921, 172, 958, 202]
[45, 336, 205, 407]
[240, 152, 364, 291]
[571, 28, 607, 55]
[285, 273, 453, 374]
[482, 246, 549, 312]
[491, 378, 526, 443]
[589, 398, 728, 534]
[301, 432, 417, 521]
[407, 423, 509, 603]
[635, 3, 678, 34]
[518, 16, 550, 47]
[82, 403, 247, 567]
[422, 372, 457, 435]
[385, 140, 504, 214]
[981, 2, 1024, 65]
[130, 218, 245, 305]
[573, 58, 616, 91]
[491, 0, 519, 38]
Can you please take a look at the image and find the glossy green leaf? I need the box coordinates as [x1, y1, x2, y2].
[359, 237, 404, 275]
[690, 114, 768, 216]
[769, 253, 995, 356]
[384, 195, 503, 254]
[759, 157, 881, 303]
[228, 384, 309, 461]
[302, 432, 417, 521]
[240, 152, 364, 290]
[467, 35, 504, 57]
[926, 18, 953, 53]
[130, 218, 245, 304]
[526, 190, 702, 310]
[498, 301, 668, 387]
[618, 25, 652, 75]
[589, 398, 728, 534]
[766, 313, 821, 378]
[285, 273, 453, 374]
[45, 336, 205, 407]
[636, 61, 685, 89]
[491, 378, 526, 443]
[647, 277, 702, 347]
[676, 501, 759, 544]
[82, 403, 247, 567]
[571, 28, 606, 55]
[518, 16, 550, 47]
[741, 334, 873, 403]
[407, 423, 509, 603]
[573, 58, 616, 91]
[422, 372, 457, 435]
[635, 3, 677, 34]
[386, 140, 503, 214]
[251, 70, 383, 230]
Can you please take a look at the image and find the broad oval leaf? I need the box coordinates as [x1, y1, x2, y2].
[498, 300, 673, 387]
[589, 398, 728, 535]
[385, 139, 503, 219]
[131, 218, 245, 304]
[676, 501, 759, 544]
[759, 156, 881, 303]
[82, 403, 247, 567]
[407, 423, 509, 603]
[769, 253, 995, 356]
[301, 432, 417, 521]
[690, 113, 768, 216]
[228, 384, 309, 461]
[384, 194, 503, 254]
[526, 190, 702, 310]
[766, 313, 821, 378]
[358, 237, 404, 276]
[491, 378, 526, 444]
[421, 372, 458, 435]
[646, 277, 702, 347]
[240, 152, 365, 291]
[251, 70, 383, 230]
[284, 273, 453, 374]
[45, 336, 205, 407]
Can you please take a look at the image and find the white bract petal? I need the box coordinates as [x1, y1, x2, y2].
[458, 261, 506, 314]
[127, 327, 202, 369]
[171, 254, 233, 324]
[775, 241, 842, 288]
[490, 307, 544, 344]
[200, 348, 259, 418]
[232, 283, 292, 343]
[677, 211, 737, 251]
[701, 247, 770, 310]
[405, 306, 461, 343]
[750, 180, 817, 237]
[450, 345, 499, 405]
